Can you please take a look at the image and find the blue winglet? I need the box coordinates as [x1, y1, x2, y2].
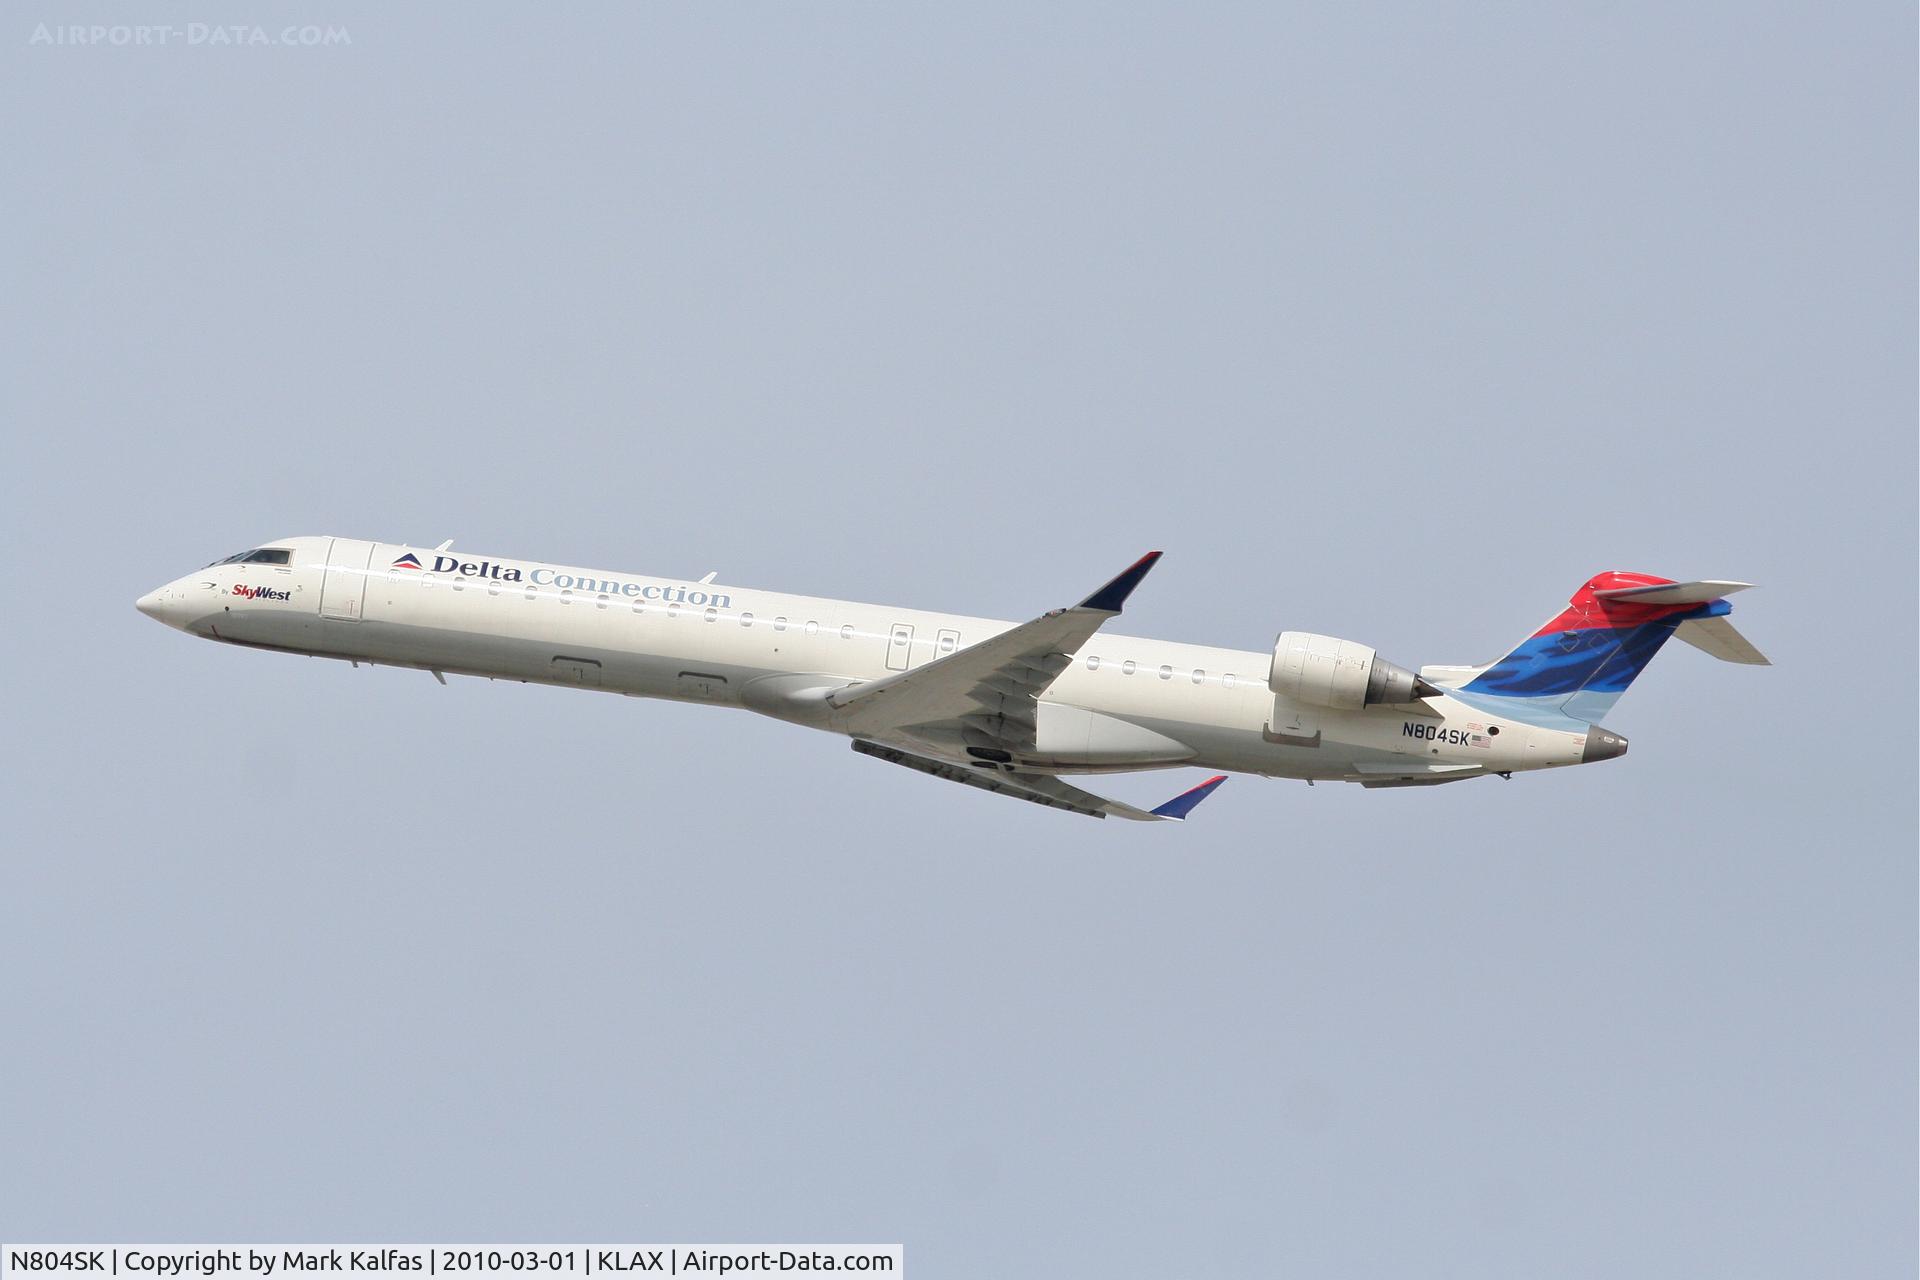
[1079, 551, 1163, 613]
[1150, 774, 1228, 821]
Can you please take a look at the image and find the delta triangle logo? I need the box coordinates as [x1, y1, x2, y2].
[392, 552, 423, 570]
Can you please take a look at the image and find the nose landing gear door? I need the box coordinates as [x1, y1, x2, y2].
[319, 538, 375, 621]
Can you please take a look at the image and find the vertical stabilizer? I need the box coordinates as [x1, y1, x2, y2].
[1458, 573, 1759, 723]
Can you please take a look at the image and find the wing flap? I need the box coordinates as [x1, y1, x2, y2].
[853, 740, 1117, 818]
[853, 741, 1227, 822]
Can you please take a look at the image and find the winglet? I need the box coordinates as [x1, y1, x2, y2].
[1079, 551, 1163, 613]
[1150, 774, 1228, 821]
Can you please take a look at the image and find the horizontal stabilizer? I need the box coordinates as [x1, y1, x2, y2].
[1674, 616, 1771, 665]
[1593, 579, 1753, 605]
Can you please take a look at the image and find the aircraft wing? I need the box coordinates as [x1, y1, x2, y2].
[832, 553, 1228, 821]
[826, 552, 1162, 746]
[852, 740, 1226, 822]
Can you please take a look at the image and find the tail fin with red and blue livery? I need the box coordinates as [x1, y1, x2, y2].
[1450, 573, 1768, 725]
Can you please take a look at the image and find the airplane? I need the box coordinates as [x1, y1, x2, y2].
[136, 538, 1768, 821]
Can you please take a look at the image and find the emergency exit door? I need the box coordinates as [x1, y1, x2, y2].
[319, 538, 374, 621]
[886, 623, 914, 671]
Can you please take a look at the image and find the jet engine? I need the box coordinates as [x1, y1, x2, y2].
[1268, 631, 1437, 710]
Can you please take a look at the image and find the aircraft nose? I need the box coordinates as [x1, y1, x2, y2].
[1581, 725, 1629, 763]
[136, 582, 193, 629]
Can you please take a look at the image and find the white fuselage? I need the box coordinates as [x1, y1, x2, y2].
[138, 536, 1597, 785]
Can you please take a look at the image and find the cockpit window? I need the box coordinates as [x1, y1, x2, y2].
[208, 548, 292, 567]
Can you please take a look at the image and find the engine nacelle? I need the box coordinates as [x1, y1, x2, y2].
[1268, 631, 1434, 710]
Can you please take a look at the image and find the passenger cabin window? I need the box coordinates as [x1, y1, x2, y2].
[740, 612, 755, 627]
[705, 607, 718, 622]
[1192, 669, 1205, 685]
[1122, 660, 1136, 675]
[1087, 656, 1101, 671]
[840, 625, 854, 640]
[1159, 665, 1172, 680]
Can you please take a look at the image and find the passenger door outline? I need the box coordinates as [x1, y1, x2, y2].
[319, 538, 373, 621]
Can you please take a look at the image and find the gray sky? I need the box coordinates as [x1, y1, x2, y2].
[3, 4, 1913, 1275]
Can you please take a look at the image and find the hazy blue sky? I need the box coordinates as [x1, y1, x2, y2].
[4, 4, 1913, 1275]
